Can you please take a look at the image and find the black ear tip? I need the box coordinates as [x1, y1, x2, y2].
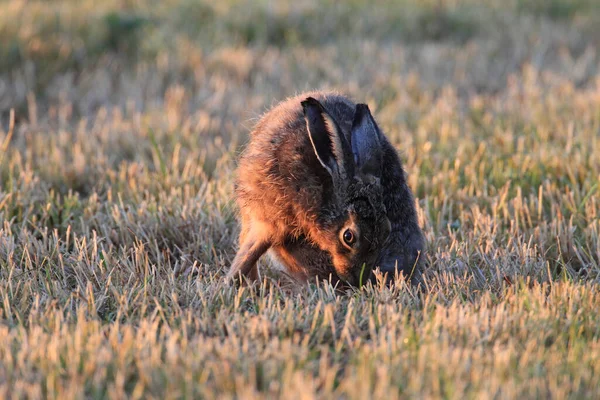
[355, 103, 371, 116]
[301, 97, 322, 111]
[352, 103, 372, 126]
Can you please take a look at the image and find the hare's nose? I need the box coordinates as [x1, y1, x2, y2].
[350, 264, 373, 287]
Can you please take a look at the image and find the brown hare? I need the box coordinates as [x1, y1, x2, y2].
[229, 91, 424, 287]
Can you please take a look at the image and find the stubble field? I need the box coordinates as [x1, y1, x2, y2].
[1, 0, 600, 398]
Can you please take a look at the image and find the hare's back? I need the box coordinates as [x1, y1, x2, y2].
[235, 92, 355, 226]
[254, 91, 355, 139]
[249, 91, 355, 180]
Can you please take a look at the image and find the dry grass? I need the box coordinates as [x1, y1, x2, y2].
[1, 0, 600, 398]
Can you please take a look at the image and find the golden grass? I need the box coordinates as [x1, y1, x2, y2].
[1, 0, 600, 398]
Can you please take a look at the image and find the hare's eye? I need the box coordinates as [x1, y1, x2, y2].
[342, 229, 355, 247]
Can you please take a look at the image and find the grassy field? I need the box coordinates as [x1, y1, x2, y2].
[1, 0, 600, 398]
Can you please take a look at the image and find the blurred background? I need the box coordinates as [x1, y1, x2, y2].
[2, 0, 599, 116]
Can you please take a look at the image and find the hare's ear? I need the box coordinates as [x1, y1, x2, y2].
[351, 104, 383, 178]
[302, 97, 350, 179]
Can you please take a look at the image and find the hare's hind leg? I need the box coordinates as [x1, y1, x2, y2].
[228, 220, 272, 282]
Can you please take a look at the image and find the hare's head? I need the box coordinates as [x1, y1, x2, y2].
[302, 97, 392, 286]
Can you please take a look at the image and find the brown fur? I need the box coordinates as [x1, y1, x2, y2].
[229, 91, 424, 286]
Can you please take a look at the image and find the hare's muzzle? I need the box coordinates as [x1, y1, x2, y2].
[343, 263, 374, 287]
